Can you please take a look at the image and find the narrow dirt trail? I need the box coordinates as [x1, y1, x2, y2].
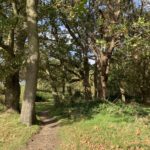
[23, 111, 60, 150]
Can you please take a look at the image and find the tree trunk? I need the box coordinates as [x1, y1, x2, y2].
[96, 38, 115, 100]
[99, 51, 111, 100]
[20, 0, 39, 126]
[97, 58, 104, 100]
[119, 81, 126, 103]
[3, 2, 27, 113]
[83, 53, 92, 100]
[5, 71, 20, 112]
[94, 61, 98, 99]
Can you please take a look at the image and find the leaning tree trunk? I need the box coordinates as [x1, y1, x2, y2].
[20, 0, 39, 126]
[5, 71, 20, 112]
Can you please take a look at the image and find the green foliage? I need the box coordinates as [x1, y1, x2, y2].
[108, 16, 150, 100]
[35, 102, 53, 114]
[36, 91, 52, 102]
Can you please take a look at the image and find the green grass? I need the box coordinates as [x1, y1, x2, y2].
[0, 87, 150, 150]
[59, 102, 150, 150]
[36, 101, 53, 113]
[36, 91, 53, 102]
[0, 86, 52, 150]
[0, 111, 39, 150]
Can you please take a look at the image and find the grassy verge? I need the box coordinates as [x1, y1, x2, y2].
[0, 87, 51, 150]
[59, 102, 150, 150]
[0, 86, 53, 150]
[0, 102, 39, 150]
[0, 111, 39, 150]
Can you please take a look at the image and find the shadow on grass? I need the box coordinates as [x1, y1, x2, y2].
[35, 100, 150, 126]
[35, 100, 101, 126]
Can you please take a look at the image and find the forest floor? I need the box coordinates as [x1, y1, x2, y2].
[23, 101, 150, 150]
[0, 97, 150, 150]
[23, 110, 60, 150]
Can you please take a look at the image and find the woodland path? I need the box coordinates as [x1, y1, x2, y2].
[22, 110, 60, 150]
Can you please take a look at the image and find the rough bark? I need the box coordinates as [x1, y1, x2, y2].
[96, 38, 115, 100]
[99, 53, 109, 100]
[5, 71, 20, 112]
[20, 0, 39, 126]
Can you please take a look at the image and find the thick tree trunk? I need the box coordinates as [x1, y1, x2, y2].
[3, 2, 27, 113]
[20, 0, 39, 126]
[5, 71, 20, 112]
[83, 54, 92, 100]
[96, 38, 115, 100]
